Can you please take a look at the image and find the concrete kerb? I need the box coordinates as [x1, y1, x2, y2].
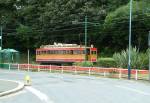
[0, 79, 24, 97]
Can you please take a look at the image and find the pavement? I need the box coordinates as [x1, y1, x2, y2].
[0, 69, 150, 103]
[0, 79, 24, 97]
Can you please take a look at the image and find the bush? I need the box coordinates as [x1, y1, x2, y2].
[113, 47, 148, 69]
[96, 58, 116, 67]
[73, 61, 93, 67]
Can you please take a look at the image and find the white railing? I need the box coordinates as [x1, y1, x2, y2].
[0, 63, 149, 80]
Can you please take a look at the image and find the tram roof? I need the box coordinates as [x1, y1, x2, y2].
[39, 43, 94, 48]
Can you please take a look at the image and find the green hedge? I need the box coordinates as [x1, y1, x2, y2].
[96, 58, 116, 67]
[73, 61, 93, 67]
[113, 47, 149, 69]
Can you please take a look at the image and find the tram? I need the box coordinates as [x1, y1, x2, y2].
[36, 43, 97, 64]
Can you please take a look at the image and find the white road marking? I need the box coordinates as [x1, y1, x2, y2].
[0, 90, 27, 99]
[116, 85, 150, 96]
[26, 87, 54, 103]
[0, 70, 25, 75]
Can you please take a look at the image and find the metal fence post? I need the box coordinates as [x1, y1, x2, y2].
[61, 66, 63, 74]
[49, 65, 51, 73]
[9, 63, 11, 70]
[135, 69, 138, 80]
[119, 69, 122, 79]
[17, 64, 20, 71]
[38, 65, 40, 72]
[74, 66, 77, 74]
[88, 68, 91, 76]
[28, 64, 30, 72]
[104, 71, 106, 77]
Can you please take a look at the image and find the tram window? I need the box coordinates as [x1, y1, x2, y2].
[48, 50, 51, 54]
[60, 50, 63, 54]
[73, 50, 80, 54]
[43, 51, 47, 54]
[66, 50, 69, 54]
[55, 50, 59, 54]
[63, 50, 66, 54]
[42, 51, 44, 54]
[39, 51, 41, 55]
[50, 50, 53, 54]
[61, 50, 63, 54]
[73, 50, 77, 54]
[57, 51, 60, 54]
[47, 50, 49, 54]
[45, 51, 47, 54]
[49, 51, 52, 54]
[54, 50, 57, 54]
[51, 50, 54, 54]
[38, 51, 40, 55]
[71, 50, 73, 54]
[67, 50, 71, 54]
[58, 50, 63, 54]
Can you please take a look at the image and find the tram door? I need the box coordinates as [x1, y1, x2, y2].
[87, 49, 90, 61]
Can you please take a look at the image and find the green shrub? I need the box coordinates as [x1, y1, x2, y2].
[73, 61, 93, 67]
[113, 47, 148, 69]
[96, 58, 116, 67]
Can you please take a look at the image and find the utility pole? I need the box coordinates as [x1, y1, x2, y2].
[72, 17, 100, 62]
[0, 26, 2, 50]
[84, 16, 87, 61]
[148, 31, 150, 81]
[128, 0, 133, 80]
[28, 49, 30, 72]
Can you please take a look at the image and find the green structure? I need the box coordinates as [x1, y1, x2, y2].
[0, 49, 20, 63]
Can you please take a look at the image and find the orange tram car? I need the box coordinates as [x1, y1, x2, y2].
[36, 43, 97, 64]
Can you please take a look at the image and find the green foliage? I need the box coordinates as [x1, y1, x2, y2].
[96, 58, 116, 67]
[0, 0, 150, 58]
[103, 0, 150, 51]
[16, 24, 32, 38]
[113, 47, 148, 69]
[73, 61, 93, 67]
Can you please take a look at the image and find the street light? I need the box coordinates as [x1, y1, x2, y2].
[0, 26, 2, 50]
[128, 0, 133, 80]
[148, 31, 150, 81]
[0, 16, 4, 51]
[72, 16, 100, 61]
[84, 16, 87, 61]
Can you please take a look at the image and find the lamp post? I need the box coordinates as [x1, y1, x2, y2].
[128, 0, 133, 80]
[84, 16, 87, 61]
[148, 31, 150, 81]
[0, 26, 2, 50]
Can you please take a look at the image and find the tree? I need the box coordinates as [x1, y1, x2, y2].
[103, 0, 150, 52]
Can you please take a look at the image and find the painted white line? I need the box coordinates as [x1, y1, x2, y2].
[0, 90, 26, 99]
[26, 87, 54, 103]
[0, 71, 25, 75]
[116, 85, 150, 96]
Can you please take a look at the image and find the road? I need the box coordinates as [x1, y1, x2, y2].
[0, 69, 150, 103]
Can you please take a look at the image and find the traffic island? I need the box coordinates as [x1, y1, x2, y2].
[0, 79, 24, 97]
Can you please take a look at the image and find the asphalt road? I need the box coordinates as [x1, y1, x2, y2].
[0, 80, 18, 93]
[0, 69, 150, 103]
